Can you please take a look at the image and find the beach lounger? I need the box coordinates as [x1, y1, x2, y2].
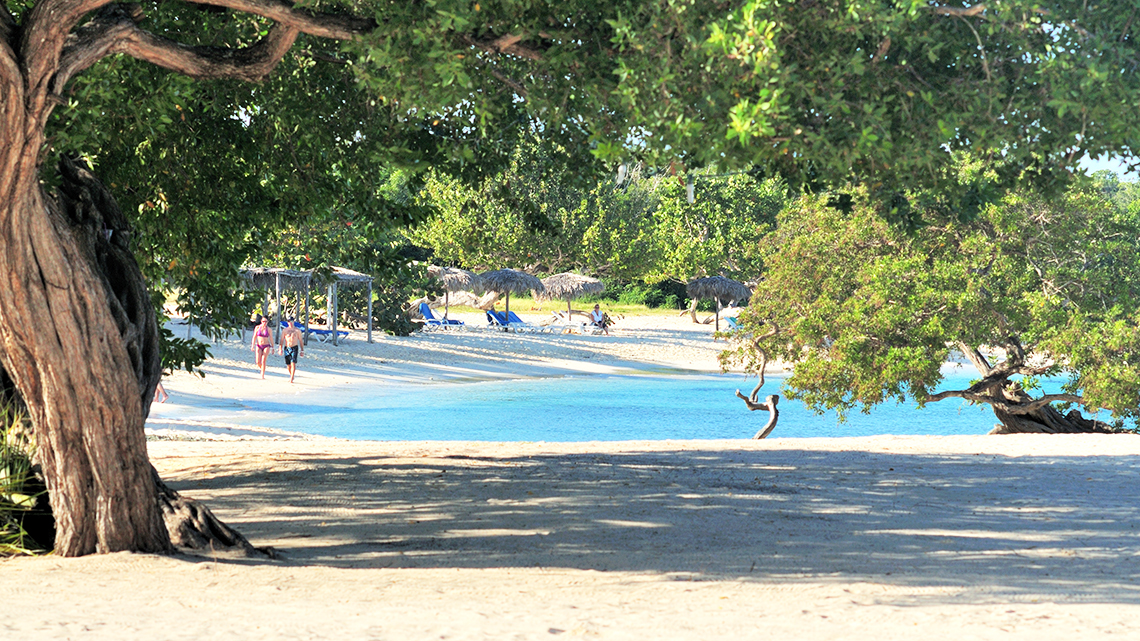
[300, 324, 349, 343]
[547, 311, 586, 334]
[505, 311, 550, 333]
[486, 310, 508, 328]
[486, 310, 546, 333]
[419, 303, 464, 329]
[725, 316, 740, 331]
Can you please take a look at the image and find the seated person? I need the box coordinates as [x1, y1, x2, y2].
[589, 304, 610, 335]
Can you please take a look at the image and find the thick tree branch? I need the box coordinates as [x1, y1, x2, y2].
[25, 0, 377, 124]
[52, 4, 143, 96]
[926, 388, 1085, 415]
[109, 22, 300, 82]
[459, 33, 543, 61]
[22, 0, 114, 120]
[188, 0, 376, 40]
[930, 4, 987, 18]
[956, 342, 992, 375]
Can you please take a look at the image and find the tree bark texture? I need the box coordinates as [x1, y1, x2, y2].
[0, 150, 171, 554]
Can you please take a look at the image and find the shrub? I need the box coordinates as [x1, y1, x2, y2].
[1, 401, 47, 555]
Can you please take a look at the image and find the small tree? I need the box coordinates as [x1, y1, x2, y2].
[723, 182, 1140, 433]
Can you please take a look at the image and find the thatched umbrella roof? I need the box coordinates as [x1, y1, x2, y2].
[686, 276, 750, 302]
[427, 266, 481, 320]
[479, 269, 544, 295]
[479, 269, 544, 324]
[542, 273, 604, 300]
[428, 265, 481, 292]
[686, 276, 751, 332]
[541, 273, 604, 318]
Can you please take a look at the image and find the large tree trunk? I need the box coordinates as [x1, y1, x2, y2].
[988, 387, 1118, 435]
[0, 152, 172, 554]
[0, 150, 263, 556]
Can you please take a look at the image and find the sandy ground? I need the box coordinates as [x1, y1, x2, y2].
[4, 312, 1140, 639]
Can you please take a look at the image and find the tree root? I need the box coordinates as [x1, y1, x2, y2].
[153, 467, 276, 558]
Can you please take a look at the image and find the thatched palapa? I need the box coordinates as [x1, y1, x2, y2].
[686, 276, 751, 332]
[541, 272, 604, 319]
[685, 276, 750, 303]
[479, 268, 545, 322]
[427, 265, 482, 320]
[239, 266, 375, 345]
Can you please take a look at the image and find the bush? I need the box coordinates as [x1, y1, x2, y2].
[1, 400, 48, 555]
[617, 287, 649, 306]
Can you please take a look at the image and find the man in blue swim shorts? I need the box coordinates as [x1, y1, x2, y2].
[281, 319, 305, 383]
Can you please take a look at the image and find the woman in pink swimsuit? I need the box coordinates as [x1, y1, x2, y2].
[251, 316, 274, 379]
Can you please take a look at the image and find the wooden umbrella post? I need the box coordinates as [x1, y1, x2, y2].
[303, 274, 311, 344]
[274, 271, 282, 344]
[330, 283, 339, 346]
[367, 280, 373, 344]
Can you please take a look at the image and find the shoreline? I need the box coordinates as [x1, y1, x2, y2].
[147, 310, 754, 441]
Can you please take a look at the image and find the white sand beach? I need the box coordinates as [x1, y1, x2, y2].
[4, 311, 1140, 639]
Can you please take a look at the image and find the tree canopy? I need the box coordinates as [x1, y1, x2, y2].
[722, 172, 1140, 432]
[406, 140, 787, 284]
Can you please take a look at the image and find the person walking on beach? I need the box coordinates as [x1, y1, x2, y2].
[251, 316, 274, 379]
[590, 304, 610, 335]
[281, 319, 305, 383]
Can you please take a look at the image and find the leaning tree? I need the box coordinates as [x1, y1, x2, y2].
[722, 179, 1140, 434]
[4, 1, 1140, 555]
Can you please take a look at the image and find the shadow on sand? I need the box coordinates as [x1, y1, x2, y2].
[164, 445, 1140, 604]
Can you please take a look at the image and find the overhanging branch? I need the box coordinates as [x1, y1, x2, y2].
[188, 0, 376, 40]
[459, 33, 543, 61]
[54, 8, 301, 90]
[926, 388, 1085, 414]
[111, 23, 300, 82]
[930, 4, 987, 18]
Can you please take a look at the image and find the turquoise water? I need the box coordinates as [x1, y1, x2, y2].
[256, 369, 1099, 441]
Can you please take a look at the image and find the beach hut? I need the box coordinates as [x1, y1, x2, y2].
[427, 265, 482, 321]
[686, 276, 750, 332]
[240, 266, 375, 345]
[479, 268, 545, 324]
[540, 272, 605, 320]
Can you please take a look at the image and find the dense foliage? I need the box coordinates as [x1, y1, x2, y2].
[19, 0, 1140, 366]
[407, 140, 788, 285]
[722, 174, 1140, 430]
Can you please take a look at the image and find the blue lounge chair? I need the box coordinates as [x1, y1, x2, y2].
[419, 303, 464, 329]
[301, 324, 349, 343]
[725, 316, 740, 331]
[486, 310, 509, 328]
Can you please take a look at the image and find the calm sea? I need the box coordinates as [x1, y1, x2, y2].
[255, 368, 1105, 441]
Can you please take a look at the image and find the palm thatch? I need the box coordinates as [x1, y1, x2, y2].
[479, 268, 544, 295]
[686, 276, 751, 332]
[479, 269, 545, 321]
[427, 265, 481, 292]
[427, 266, 482, 320]
[541, 273, 604, 318]
[686, 276, 750, 302]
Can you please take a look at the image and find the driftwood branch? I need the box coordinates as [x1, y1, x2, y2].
[734, 321, 780, 439]
[736, 389, 779, 439]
